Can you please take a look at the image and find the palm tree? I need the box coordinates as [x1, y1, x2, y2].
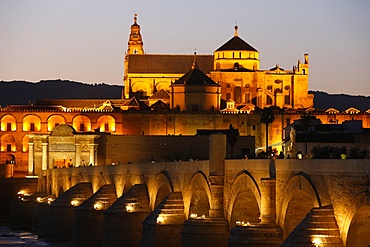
[227, 124, 239, 158]
[258, 106, 277, 158]
[300, 112, 315, 155]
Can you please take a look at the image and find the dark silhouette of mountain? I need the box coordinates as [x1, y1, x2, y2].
[310, 91, 370, 112]
[0, 80, 369, 111]
[0, 80, 123, 107]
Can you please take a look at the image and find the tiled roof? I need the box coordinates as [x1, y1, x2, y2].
[35, 99, 125, 108]
[149, 89, 170, 100]
[173, 68, 219, 86]
[127, 54, 213, 74]
[216, 36, 258, 52]
[0, 105, 66, 111]
[150, 100, 169, 111]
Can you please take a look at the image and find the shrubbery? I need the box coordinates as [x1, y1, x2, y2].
[310, 145, 369, 159]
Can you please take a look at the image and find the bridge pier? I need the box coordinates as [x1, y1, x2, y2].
[101, 184, 151, 247]
[228, 223, 283, 247]
[71, 184, 117, 247]
[36, 182, 93, 241]
[181, 218, 229, 247]
[141, 192, 186, 247]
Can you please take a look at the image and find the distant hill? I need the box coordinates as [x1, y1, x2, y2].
[0, 80, 123, 107]
[310, 91, 370, 112]
[0, 80, 369, 111]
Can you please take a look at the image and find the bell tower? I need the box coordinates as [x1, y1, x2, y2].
[127, 14, 144, 55]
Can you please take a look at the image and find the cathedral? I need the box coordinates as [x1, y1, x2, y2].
[0, 14, 369, 177]
[123, 14, 314, 111]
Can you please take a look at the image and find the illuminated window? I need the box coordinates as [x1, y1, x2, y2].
[23, 115, 41, 131]
[47, 115, 65, 131]
[73, 115, 91, 132]
[98, 115, 116, 132]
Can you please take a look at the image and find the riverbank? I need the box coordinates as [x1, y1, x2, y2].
[0, 226, 69, 247]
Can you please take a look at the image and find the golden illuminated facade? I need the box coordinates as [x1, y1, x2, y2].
[1, 14, 370, 177]
[124, 15, 313, 110]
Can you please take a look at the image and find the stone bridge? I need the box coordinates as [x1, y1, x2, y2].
[28, 134, 369, 246]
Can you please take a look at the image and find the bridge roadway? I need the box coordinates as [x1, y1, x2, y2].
[32, 135, 369, 247]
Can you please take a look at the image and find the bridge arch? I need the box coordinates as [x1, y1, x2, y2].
[150, 171, 174, 210]
[278, 172, 321, 239]
[343, 191, 370, 246]
[184, 171, 212, 219]
[93, 173, 108, 193]
[227, 170, 261, 229]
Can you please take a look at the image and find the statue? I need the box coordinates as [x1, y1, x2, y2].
[288, 127, 298, 158]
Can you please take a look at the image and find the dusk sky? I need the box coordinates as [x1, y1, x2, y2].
[1, 1, 370, 96]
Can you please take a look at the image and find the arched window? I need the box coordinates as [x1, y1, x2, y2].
[1, 134, 16, 152]
[22, 115, 41, 132]
[47, 115, 66, 131]
[1, 115, 16, 131]
[97, 115, 116, 132]
[72, 115, 92, 132]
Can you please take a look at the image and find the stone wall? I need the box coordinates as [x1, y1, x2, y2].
[32, 158, 370, 246]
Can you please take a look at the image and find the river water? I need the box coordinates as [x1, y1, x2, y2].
[0, 226, 69, 247]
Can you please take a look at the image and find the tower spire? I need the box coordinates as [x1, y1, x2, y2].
[192, 50, 198, 69]
[127, 13, 144, 55]
[234, 25, 239, 37]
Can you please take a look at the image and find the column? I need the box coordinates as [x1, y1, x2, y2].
[28, 143, 34, 175]
[94, 144, 98, 166]
[89, 144, 95, 166]
[41, 143, 48, 170]
[75, 144, 81, 167]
